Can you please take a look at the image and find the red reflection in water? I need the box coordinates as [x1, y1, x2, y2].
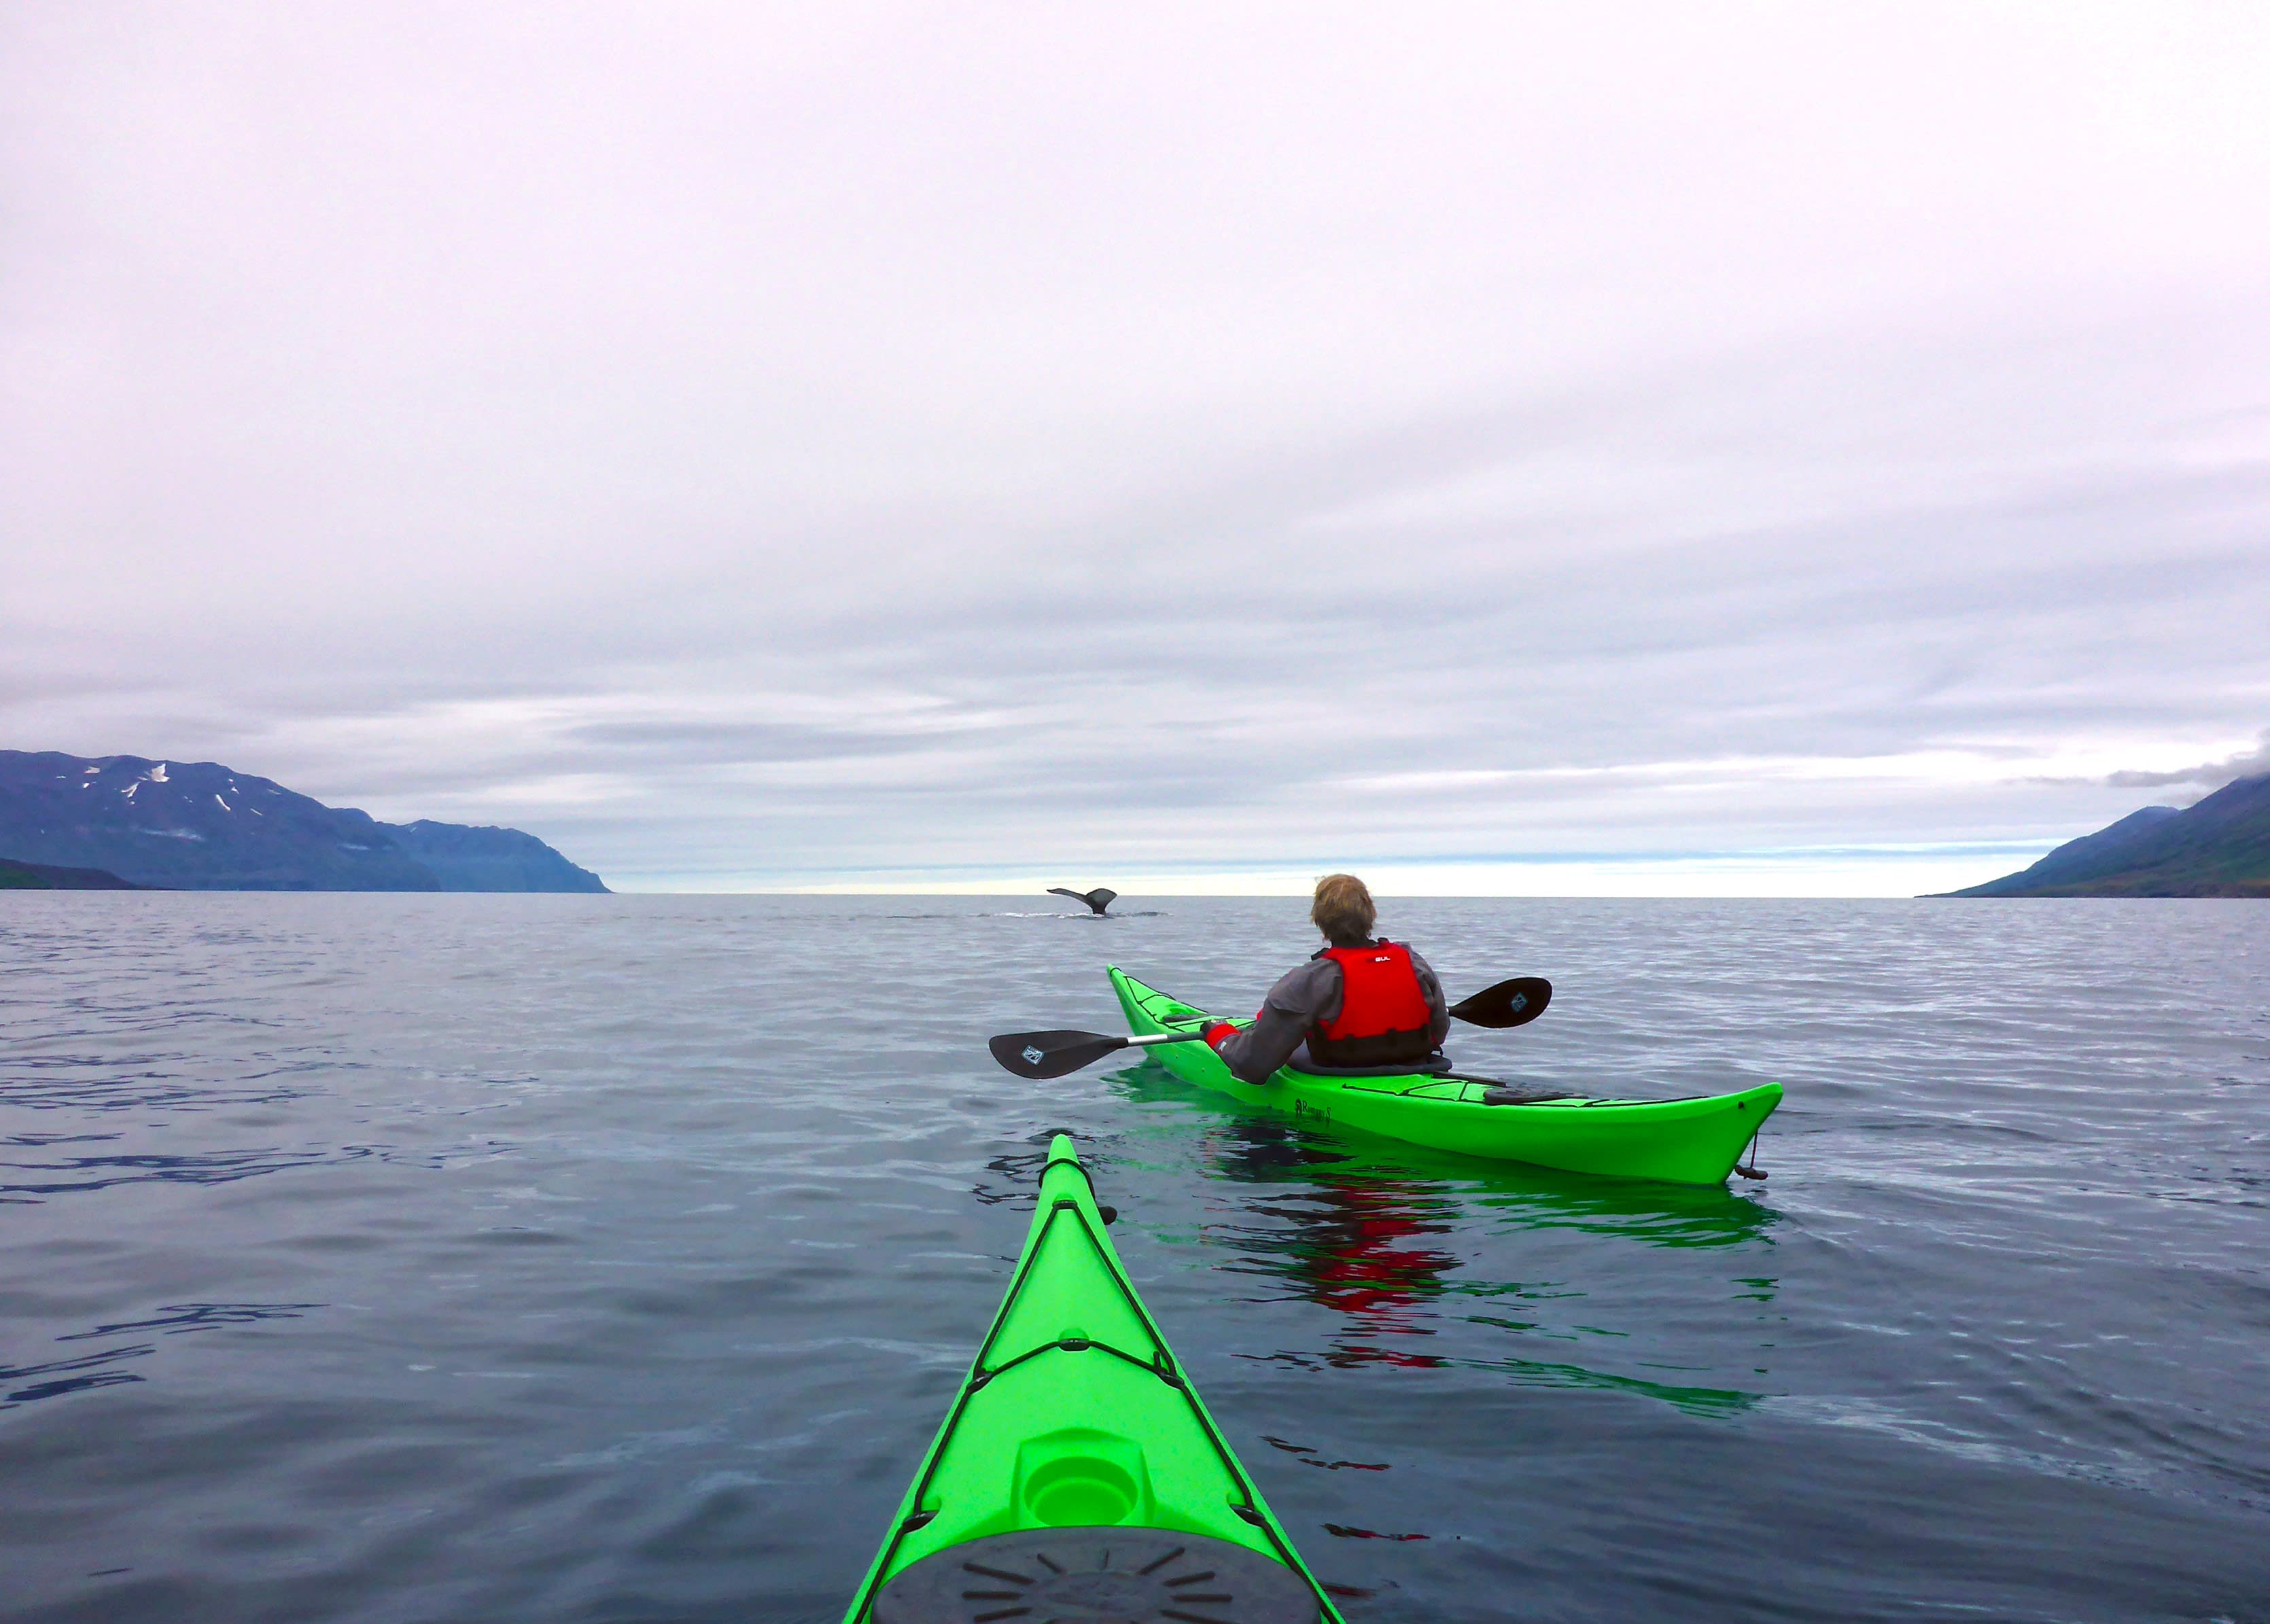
[1208, 1125, 1465, 1368]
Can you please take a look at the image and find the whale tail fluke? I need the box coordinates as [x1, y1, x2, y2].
[1047, 886, 1118, 915]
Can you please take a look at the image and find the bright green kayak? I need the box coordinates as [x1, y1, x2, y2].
[843, 1133, 1343, 1624]
[1112, 966, 1779, 1186]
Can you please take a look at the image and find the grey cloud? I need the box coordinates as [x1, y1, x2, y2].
[559, 720, 1000, 764]
[2102, 730, 2270, 790]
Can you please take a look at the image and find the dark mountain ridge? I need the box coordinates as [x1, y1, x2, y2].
[0, 750, 608, 893]
[1946, 771, 2270, 897]
[0, 855, 150, 889]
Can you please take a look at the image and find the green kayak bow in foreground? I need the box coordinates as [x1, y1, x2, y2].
[1112, 966, 1779, 1186]
[844, 1134, 1343, 1623]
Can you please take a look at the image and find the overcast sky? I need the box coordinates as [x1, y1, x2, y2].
[5, 3, 2267, 893]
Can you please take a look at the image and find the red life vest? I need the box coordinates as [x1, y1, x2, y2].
[1306, 942, 1437, 1067]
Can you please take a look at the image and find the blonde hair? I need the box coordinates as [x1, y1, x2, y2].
[1311, 873, 1377, 946]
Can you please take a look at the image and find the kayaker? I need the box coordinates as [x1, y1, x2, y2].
[1201, 872, 1450, 1082]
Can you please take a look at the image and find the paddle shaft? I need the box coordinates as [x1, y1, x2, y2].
[990, 972, 1548, 1080]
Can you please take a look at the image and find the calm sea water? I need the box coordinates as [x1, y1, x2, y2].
[2, 895, 2265, 1623]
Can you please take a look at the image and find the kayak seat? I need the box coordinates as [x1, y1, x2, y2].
[1286, 1051, 1450, 1079]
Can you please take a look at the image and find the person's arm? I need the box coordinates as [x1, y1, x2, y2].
[1203, 959, 1338, 1083]
[1405, 947, 1451, 1048]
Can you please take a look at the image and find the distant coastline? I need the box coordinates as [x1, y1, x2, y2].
[0, 749, 608, 893]
[1941, 771, 2270, 898]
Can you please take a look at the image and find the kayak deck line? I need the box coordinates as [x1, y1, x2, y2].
[843, 1135, 1344, 1623]
[1109, 965, 1782, 1186]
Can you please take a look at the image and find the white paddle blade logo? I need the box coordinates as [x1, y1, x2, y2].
[1022, 1045, 1045, 1065]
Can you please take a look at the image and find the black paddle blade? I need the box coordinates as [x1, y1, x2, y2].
[1448, 976, 1553, 1029]
[988, 1028, 1130, 1079]
[1046, 886, 1117, 915]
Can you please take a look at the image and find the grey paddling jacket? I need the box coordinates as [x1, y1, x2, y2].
[1210, 942, 1450, 1084]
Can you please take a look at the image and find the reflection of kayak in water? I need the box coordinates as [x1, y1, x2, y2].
[1178, 1113, 1777, 1246]
[841, 1134, 1344, 1623]
[1176, 1116, 1775, 1412]
[1113, 966, 1781, 1186]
